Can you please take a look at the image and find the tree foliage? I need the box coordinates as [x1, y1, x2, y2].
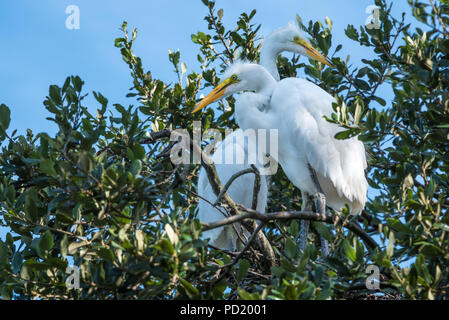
[0, 0, 448, 300]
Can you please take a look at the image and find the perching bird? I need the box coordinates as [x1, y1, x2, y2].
[197, 129, 269, 251]
[193, 60, 368, 255]
[196, 22, 331, 251]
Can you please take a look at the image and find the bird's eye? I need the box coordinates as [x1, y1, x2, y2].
[231, 74, 238, 81]
[293, 36, 300, 42]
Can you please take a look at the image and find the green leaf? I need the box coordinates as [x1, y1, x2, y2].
[78, 152, 94, 172]
[133, 143, 146, 160]
[60, 235, 69, 259]
[414, 241, 444, 256]
[40, 159, 57, 177]
[345, 25, 359, 41]
[415, 254, 432, 285]
[49, 85, 62, 105]
[289, 220, 299, 237]
[93, 91, 108, 107]
[334, 130, 351, 140]
[353, 79, 371, 90]
[237, 288, 254, 300]
[22, 158, 41, 166]
[130, 160, 142, 177]
[434, 223, 449, 232]
[285, 237, 297, 258]
[312, 222, 333, 241]
[179, 278, 200, 298]
[373, 96, 386, 106]
[387, 218, 412, 234]
[158, 239, 174, 255]
[38, 230, 54, 257]
[24, 188, 39, 221]
[11, 251, 22, 273]
[355, 238, 364, 263]
[353, 98, 364, 125]
[285, 285, 299, 300]
[0, 104, 11, 131]
[387, 231, 395, 258]
[0, 241, 8, 267]
[164, 224, 179, 245]
[181, 62, 187, 77]
[114, 37, 126, 47]
[237, 259, 250, 281]
[231, 32, 244, 46]
[72, 76, 84, 92]
[98, 247, 115, 262]
[217, 9, 224, 21]
[135, 229, 146, 252]
[343, 239, 356, 262]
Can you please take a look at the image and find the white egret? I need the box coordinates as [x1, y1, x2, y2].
[197, 129, 269, 251]
[196, 23, 330, 251]
[193, 60, 368, 255]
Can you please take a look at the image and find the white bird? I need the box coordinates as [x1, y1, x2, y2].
[196, 23, 332, 251]
[197, 129, 269, 250]
[194, 59, 368, 255]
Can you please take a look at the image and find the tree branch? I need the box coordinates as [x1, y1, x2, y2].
[154, 130, 276, 267]
[213, 222, 267, 284]
[140, 129, 377, 252]
[203, 206, 378, 250]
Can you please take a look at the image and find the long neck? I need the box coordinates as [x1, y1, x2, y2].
[235, 69, 277, 132]
[260, 40, 281, 81]
[253, 68, 277, 97]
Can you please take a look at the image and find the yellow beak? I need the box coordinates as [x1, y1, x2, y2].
[192, 77, 235, 113]
[295, 39, 334, 68]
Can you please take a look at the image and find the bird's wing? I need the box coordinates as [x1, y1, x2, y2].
[273, 78, 368, 207]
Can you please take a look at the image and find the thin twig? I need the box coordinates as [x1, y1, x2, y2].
[213, 222, 266, 284]
[214, 168, 255, 206]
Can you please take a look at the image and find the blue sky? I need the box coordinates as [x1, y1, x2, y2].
[0, 0, 413, 241]
[0, 0, 412, 135]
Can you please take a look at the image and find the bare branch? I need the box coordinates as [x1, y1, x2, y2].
[157, 130, 276, 266]
[214, 167, 255, 206]
[250, 164, 261, 210]
[203, 206, 378, 250]
[213, 222, 267, 284]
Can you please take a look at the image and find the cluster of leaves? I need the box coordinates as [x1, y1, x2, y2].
[0, 75, 219, 299]
[0, 0, 448, 299]
[326, 0, 449, 299]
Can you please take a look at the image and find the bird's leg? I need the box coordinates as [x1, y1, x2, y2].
[299, 192, 312, 252]
[316, 193, 330, 258]
[307, 164, 329, 258]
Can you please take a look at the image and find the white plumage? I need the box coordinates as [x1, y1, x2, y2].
[195, 23, 367, 252]
[265, 77, 367, 214]
[226, 63, 368, 214]
[197, 23, 314, 251]
[194, 61, 368, 245]
[197, 130, 268, 250]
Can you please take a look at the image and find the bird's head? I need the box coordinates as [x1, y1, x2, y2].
[192, 62, 272, 113]
[265, 21, 333, 68]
